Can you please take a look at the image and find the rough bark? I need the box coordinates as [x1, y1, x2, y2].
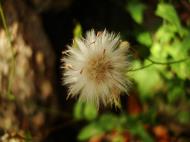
[0, 0, 56, 141]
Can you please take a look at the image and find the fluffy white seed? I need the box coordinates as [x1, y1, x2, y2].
[62, 29, 130, 108]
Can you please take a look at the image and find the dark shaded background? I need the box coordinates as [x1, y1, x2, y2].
[41, 0, 133, 141]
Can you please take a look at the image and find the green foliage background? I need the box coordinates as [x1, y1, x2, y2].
[72, 0, 190, 141]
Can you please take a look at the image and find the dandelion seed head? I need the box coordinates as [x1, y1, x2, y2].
[62, 29, 130, 108]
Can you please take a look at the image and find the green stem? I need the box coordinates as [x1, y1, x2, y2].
[147, 58, 187, 65]
[128, 63, 153, 72]
[129, 58, 188, 72]
[0, 2, 15, 99]
[0, 2, 12, 46]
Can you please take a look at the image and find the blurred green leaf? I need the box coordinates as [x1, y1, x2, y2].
[78, 123, 103, 141]
[171, 60, 190, 79]
[140, 109, 157, 125]
[99, 114, 120, 131]
[155, 24, 176, 43]
[74, 101, 97, 121]
[129, 123, 154, 142]
[155, 3, 181, 31]
[177, 111, 190, 124]
[150, 25, 188, 60]
[7, 92, 15, 100]
[132, 61, 163, 99]
[73, 101, 84, 120]
[127, 1, 146, 24]
[167, 39, 183, 59]
[73, 23, 82, 38]
[84, 103, 97, 121]
[168, 86, 184, 103]
[112, 135, 125, 142]
[151, 42, 167, 60]
[137, 32, 152, 47]
[181, 34, 190, 55]
[25, 131, 32, 142]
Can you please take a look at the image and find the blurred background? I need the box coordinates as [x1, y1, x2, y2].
[0, 0, 190, 141]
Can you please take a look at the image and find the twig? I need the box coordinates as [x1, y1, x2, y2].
[128, 58, 188, 72]
[147, 58, 187, 65]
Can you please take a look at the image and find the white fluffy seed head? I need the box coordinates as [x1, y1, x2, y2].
[62, 29, 130, 109]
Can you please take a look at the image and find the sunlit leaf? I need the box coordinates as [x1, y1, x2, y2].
[171, 61, 190, 79]
[78, 123, 104, 141]
[155, 24, 176, 43]
[73, 101, 84, 120]
[131, 61, 163, 99]
[137, 32, 152, 47]
[126, 1, 146, 24]
[73, 23, 82, 38]
[155, 3, 182, 32]
[84, 103, 97, 121]
[181, 34, 190, 55]
[74, 101, 98, 121]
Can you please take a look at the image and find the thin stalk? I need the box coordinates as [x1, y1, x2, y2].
[128, 63, 153, 72]
[129, 58, 188, 72]
[147, 58, 187, 65]
[0, 2, 15, 99]
[0, 2, 12, 46]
